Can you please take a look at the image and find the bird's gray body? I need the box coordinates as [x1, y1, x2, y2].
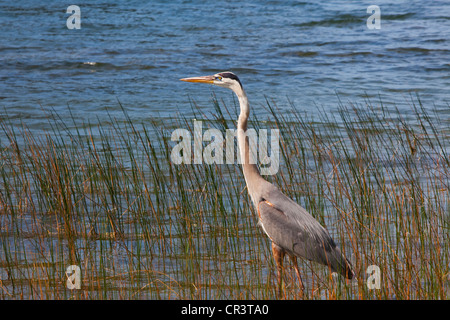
[252, 179, 353, 278]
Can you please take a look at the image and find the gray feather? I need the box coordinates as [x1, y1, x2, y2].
[257, 183, 354, 279]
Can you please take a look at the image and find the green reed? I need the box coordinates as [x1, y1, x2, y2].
[0, 96, 448, 299]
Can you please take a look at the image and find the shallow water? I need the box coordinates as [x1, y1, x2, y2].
[0, 1, 449, 300]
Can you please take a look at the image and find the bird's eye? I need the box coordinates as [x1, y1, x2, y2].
[215, 76, 223, 81]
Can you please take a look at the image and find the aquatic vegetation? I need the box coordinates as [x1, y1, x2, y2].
[0, 97, 448, 299]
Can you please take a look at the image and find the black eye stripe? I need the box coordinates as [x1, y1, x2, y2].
[218, 72, 242, 88]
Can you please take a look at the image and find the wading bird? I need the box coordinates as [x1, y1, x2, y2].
[181, 72, 354, 296]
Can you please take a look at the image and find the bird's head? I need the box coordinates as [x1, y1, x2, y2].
[180, 71, 243, 92]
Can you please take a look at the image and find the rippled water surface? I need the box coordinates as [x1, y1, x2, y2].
[1, 1, 449, 300]
[0, 0, 449, 128]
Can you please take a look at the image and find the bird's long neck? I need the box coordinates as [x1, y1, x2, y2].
[235, 87, 264, 192]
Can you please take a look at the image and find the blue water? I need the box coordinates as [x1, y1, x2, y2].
[0, 0, 449, 129]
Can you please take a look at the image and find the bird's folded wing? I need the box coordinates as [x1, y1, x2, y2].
[257, 198, 354, 279]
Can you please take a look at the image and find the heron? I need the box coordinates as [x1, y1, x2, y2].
[180, 71, 354, 297]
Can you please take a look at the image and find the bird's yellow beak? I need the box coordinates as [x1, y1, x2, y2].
[180, 75, 215, 84]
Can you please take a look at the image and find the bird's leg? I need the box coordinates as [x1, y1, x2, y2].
[289, 255, 304, 298]
[271, 242, 285, 298]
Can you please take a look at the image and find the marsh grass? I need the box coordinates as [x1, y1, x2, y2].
[0, 97, 448, 299]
